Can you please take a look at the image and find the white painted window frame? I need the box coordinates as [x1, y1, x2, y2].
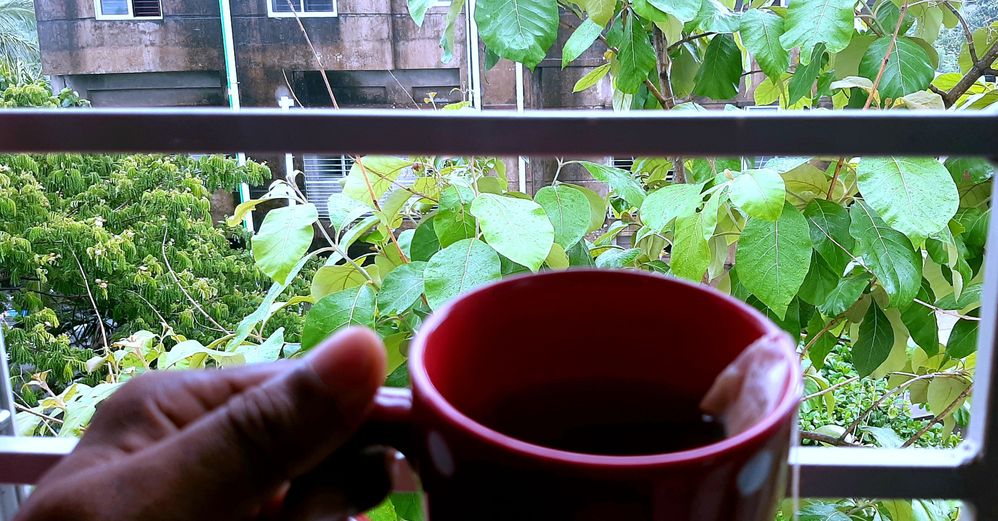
[93, 0, 163, 21]
[0, 110, 995, 519]
[266, 0, 338, 18]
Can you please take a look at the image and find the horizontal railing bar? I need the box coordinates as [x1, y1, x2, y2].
[792, 446, 976, 499]
[1, 109, 996, 156]
[0, 436, 982, 500]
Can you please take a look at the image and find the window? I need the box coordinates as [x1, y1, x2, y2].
[94, 0, 162, 19]
[268, 0, 337, 17]
[303, 154, 354, 220]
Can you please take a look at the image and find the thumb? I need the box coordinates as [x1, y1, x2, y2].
[155, 327, 386, 502]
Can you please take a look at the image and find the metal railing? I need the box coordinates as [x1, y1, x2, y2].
[1, 109, 996, 518]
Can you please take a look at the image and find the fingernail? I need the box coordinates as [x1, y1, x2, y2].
[307, 327, 385, 409]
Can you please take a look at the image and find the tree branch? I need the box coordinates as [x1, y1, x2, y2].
[864, 1, 910, 109]
[802, 376, 860, 401]
[161, 228, 231, 335]
[901, 383, 972, 448]
[943, 41, 998, 107]
[801, 431, 862, 447]
[944, 1, 978, 64]
[668, 32, 715, 51]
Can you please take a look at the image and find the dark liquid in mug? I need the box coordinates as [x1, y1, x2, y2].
[474, 380, 726, 456]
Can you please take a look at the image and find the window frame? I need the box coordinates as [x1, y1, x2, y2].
[0, 110, 995, 519]
[266, 0, 338, 19]
[93, 0, 163, 20]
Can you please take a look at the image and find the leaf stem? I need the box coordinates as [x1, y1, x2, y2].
[901, 383, 972, 447]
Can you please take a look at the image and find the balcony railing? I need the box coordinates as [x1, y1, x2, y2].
[0, 109, 996, 518]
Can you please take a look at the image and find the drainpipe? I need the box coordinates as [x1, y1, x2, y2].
[465, 0, 482, 109]
[515, 62, 526, 193]
[218, 0, 254, 232]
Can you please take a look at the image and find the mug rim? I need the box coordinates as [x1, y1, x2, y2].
[408, 268, 802, 469]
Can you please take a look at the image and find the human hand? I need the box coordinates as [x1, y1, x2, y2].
[15, 327, 390, 521]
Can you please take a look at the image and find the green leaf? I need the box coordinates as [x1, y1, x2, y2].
[301, 285, 377, 350]
[729, 168, 786, 221]
[407, 0, 431, 26]
[947, 316, 979, 358]
[615, 16, 658, 94]
[378, 261, 426, 315]
[858, 37, 935, 99]
[390, 492, 426, 521]
[671, 43, 701, 98]
[470, 194, 554, 271]
[567, 240, 595, 266]
[817, 271, 869, 316]
[573, 63, 612, 92]
[740, 10, 789, 81]
[876, 1, 914, 34]
[639, 183, 704, 232]
[535, 185, 591, 249]
[798, 504, 850, 521]
[367, 499, 398, 521]
[850, 201, 922, 308]
[411, 215, 440, 262]
[863, 426, 904, 448]
[311, 263, 368, 300]
[595, 247, 641, 268]
[326, 193, 371, 236]
[235, 328, 285, 364]
[803, 199, 854, 275]
[343, 157, 413, 207]
[252, 204, 318, 285]
[378, 189, 412, 228]
[563, 183, 608, 232]
[693, 34, 742, 99]
[700, 187, 727, 240]
[578, 0, 615, 26]
[475, 0, 559, 69]
[852, 301, 894, 377]
[693, 0, 741, 33]
[945, 157, 995, 185]
[649, 0, 701, 22]
[439, 0, 466, 63]
[545, 242, 570, 268]
[902, 285, 939, 356]
[779, 0, 855, 64]
[856, 157, 958, 245]
[788, 44, 826, 104]
[672, 213, 711, 282]
[632, 0, 670, 22]
[423, 238, 502, 309]
[833, 34, 876, 79]
[580, 161, 647, 208]
[434, 188, 477, 248]
[798, 255, 838, 307]
[927, 376, 970, 416]
[958, 25, 998, 73]
[807, 312, 838, 369]
[735, 202, 813, 319]
[562, 18, 603, 67]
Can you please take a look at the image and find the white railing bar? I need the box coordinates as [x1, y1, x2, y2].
[0, 437, 75, 485]
[0, 109, 996, 156]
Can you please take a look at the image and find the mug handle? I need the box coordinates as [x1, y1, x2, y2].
[354, 387, 419, 488]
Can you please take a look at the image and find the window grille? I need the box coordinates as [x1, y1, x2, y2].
[95, 0, 162, 19]
[269, 0, 337, 17]
[303, 154, 353, 220]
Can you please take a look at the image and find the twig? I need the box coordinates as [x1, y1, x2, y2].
[800, 316, 844, 360]
[942, 41, 998, 107]
[944, 1, 978, 64]
[913, 298, 981, 321]
[161, 228, 231, 335]
[840, 372, 967, 440]
[863, 1, 910, 110]
[801, 431, 862, 447]
[70, 252, 110, 359]
[901, 384, 973, 447]
[667, 32, 715, 51]
[826, 158, 846, 200]
[14, 403, 64, 425]
[802, 376, 860, 401]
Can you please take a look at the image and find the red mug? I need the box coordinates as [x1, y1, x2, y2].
[361, 269, 800, 520]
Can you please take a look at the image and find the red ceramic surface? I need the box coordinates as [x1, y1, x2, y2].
[362, 269, 801, 521]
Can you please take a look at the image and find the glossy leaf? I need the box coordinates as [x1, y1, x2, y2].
[693, 34, 743, 99]
[410, 215, 440, 262]
[947, 317, 979, 358]
[807, 312, 838, 369]
[407, 0, 431, 26]
[856, 157, 958, 245]
[327, 193, 371, 236]
[859, 37, 935, 99]
[729, 168, 786, 221]
[301, 285, 377, 350]
[378, 261, 427, 315]
[672, 213, 711, 282]
[739, 10, 790, 81]
[693, 0, 741, 33]
[252, 204, 318, 285]
[595, 247, 641, 268]
[803, 199, 854, 275]
[311, 263, 367, 300]
[779, 0, 855, 64]
[902, 286, 939, 356]
[573, 63, 611, 92]
[475, 0, 559, 69]
[616, 17, 658, 94]
[470, 194, 554, 271]
[535, 184, 591, 248]
[578, 0, 615, 26]
[423, 238, 502, 309]
[562, 18, 603, 67]
[640, 183, 705, 232]
[849, 201, 922, 308]
[564, 183, 608, 232]
[787, 44, 826, 104]
[852, 301, 894, 377]
[580, 161, 647, 208]
[817, 272, 869, 317]
[735, 203, 813, 319]
[343, 157, 413, 207]
[649, 0, 701, 22]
